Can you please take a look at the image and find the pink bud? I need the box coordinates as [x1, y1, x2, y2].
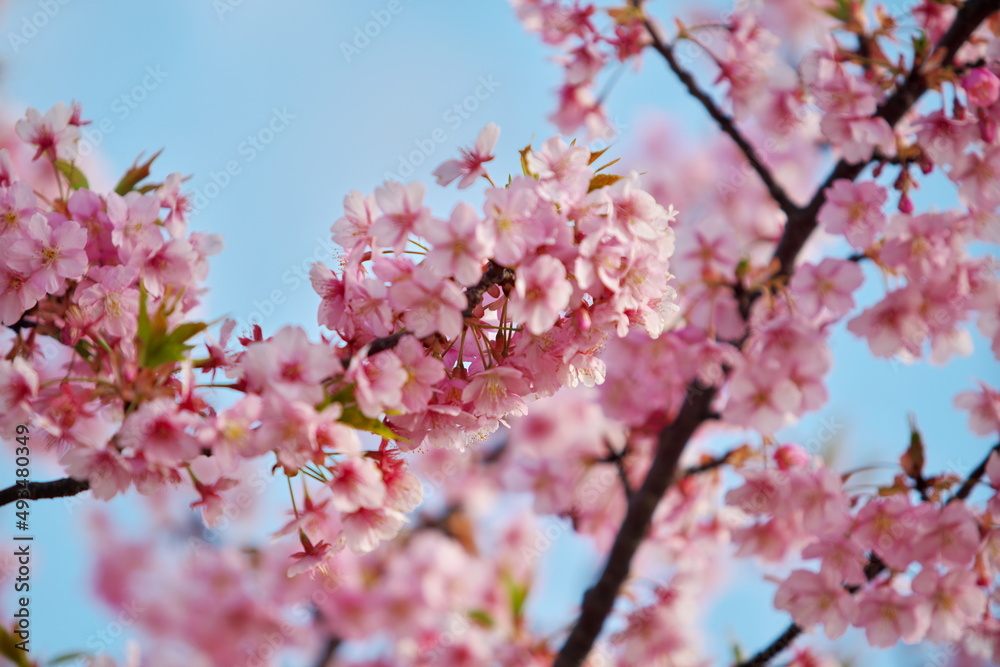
[898, 193, 914, 214]
[962, 67, 1000, 108]
[774, 443, 810, 470]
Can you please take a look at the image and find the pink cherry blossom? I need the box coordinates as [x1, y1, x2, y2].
[433, 122, 499, 189]
[15, 102, 80, 161]
[241, 325, 341, 405]
[77, 265, 141, 338]
[774, 568, 858, 639]
[346, 346, 408, 419]
[962, 67, 1000, 108]
[422, 201, 493, 286]
[954, 382, 1000, 435]
[370, 181, 431, 253]
[461, 366, 530, 420]
[508, 255, 573, 335]
[393, 334, 446, 413]
[117, 398, 201, 465]
[723, 364, 802, 435]
[342, 507, 407, 554]
[817, 179, 888, 249]
[7, 213, 87, 292]
[387, 265, 466, 339]
[912, 568, 988, 643]
[328, 456, 387, 513]
[855, 585, 929, 647]
[790, 258, 864, 319]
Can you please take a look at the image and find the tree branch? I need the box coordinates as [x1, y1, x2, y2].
[0, 477, 90, 507]
[772, 0, 999, 276]
[634, 3, 799, 220]
[949, 440, 1000, 503]
[554, 384, 717, 666]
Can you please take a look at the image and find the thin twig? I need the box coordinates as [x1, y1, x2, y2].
[0, 477, 90, 507]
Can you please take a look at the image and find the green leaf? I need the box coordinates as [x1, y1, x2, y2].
[136, 284, 207, 368]
[339, 405, 405, 441]
[503, 574, 529, 620]
[115, 149, 163, 195]
[49, 652, 90, 665]
[468, 609, 494, 628]
[142, 321, 208, 369]
[54, 159, 88, 190]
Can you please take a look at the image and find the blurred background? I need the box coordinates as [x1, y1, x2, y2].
[0, 1, 995, 665]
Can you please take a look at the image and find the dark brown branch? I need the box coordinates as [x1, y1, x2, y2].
[603, 440, 633, 501]
[949, 440, 1000, 503]
[680, 451, 733, 478]
[634, 4, 799, 220]
[772, 0, 999, 276]
[554, 385, 717, 666]
[462, 260, 515, 317]
[311, 636, 341, 667]
[0, 477, 90, 507]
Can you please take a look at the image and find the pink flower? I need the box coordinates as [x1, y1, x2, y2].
[394, 334, 446, 413]
[461, 366, 531, 420]
[790, 258, 864, 319]
[962, 67, 1000, 107]
[802, 534, 869, 587]
[817, 180, 887, 249]
[0, 357, 39, 417]
[342, 506, 406, 554]
[912, 568, 988, 643]
[846, 286, 925, 358]
[911, 501, 982, 567]
[387, 265, 466, 339]
[15, 102, 80, 161]
[370, 181, 431, 253]
[723, 365, 802, 435]
[820, 115, 896, 164]
[106, 191, 163, 261]
[190, 477, 239, 527]
[77, 265, 141, 339]
[60, 444, 132, 500]
[954, 382, 1000, 435]
[774, 568, 858, 639]
[607, 172, 674, 241]
[792, 467, 851, 533]
[240, 326, 340, 405]
[0, 266, 45, 325]
[422, 201, 493, 286]
[328, 456, 387, 513]
[950, 147, 1000, 211]
[346, 347, 408, 418]
[855, 585, 929, 647]
[7, 214, 87, 292]
[331, 190, 378, 250]
[482, 177, 545, 266]
[0, 181, 37, 236]
[156, 172, 191, 239]
[287, 534, 338, 578]
[508, 255, 572, 335]
[117, 398, 201, 465]
[526, 136, 591, 201]
[851, 496, 918, 570]
[433, 122, 499, 189]
[378, 448, 423, 513]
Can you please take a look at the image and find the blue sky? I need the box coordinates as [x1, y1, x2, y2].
[0, 1, 996, 665]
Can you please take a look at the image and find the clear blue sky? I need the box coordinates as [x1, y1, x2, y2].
[0, 1, 996, 665]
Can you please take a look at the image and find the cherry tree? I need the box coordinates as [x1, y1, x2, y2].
[2, 1, 1000, 666]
